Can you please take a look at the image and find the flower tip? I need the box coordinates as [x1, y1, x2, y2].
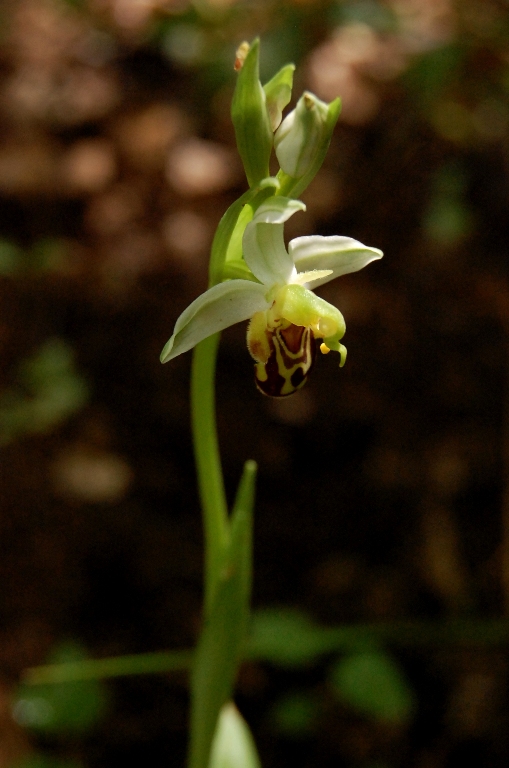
[234, 41, 250, 71]
[303, 92, 315, 110]
[160, 338, 174, 364]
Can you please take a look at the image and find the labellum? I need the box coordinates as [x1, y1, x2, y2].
[254, 322, 317, 397]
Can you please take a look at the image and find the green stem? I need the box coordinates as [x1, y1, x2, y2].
[189, 184, 269, 768]
[191, 333, 230, 617]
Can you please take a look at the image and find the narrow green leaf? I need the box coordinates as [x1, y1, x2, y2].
[23, 649, 193, 685]
[22, 617, 509, 689]
[188, 460, 257, 768]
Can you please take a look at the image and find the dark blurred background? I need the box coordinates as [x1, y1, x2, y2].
[0, 0, 509, 766]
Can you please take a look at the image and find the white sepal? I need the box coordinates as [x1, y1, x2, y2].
[160, 280, 269, 363]
[289, 235, 383, 288]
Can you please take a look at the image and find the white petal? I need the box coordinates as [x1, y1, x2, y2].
[160, 280, 269, 363]
[289, 236, 383, 288]
[242, 197, 306, 286]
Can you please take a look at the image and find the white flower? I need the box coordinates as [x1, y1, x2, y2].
[161, 196, 382, 396]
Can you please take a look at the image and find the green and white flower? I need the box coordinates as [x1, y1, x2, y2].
[274, 91, 332, 180]
[160, 196, 382, 396]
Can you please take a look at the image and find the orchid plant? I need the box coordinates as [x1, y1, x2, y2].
[160, 40, 383, 768]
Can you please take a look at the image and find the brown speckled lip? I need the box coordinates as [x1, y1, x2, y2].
[255, 323, 317, 397]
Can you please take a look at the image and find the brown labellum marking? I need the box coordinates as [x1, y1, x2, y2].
[254, 323, 317, 397]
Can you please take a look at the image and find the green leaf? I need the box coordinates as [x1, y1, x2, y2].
[189, 460, 257, 768]
[209, 702, 261, 768]
[329, 649, 415, 724]
[231, 39, 273, 188]
[23, 648, 192, 685]
[13, 643, 108, 734]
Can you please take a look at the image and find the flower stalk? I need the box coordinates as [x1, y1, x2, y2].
[190, 333, 229, 617]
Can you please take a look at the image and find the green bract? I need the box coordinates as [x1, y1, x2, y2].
[160, 197, 382, 382]
[231, 40, 273, 188]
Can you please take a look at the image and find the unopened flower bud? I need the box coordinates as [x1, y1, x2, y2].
[209, 703, 261, 768]
[275, 92, 331, 179]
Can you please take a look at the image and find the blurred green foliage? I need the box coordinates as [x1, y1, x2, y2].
[0, 339, 88, 445]
[0, 240, 70, 276]
[269, 692, 317, 737]
[14, 757, 82, 768]
[251, 608, 414, 734]
[0, 240, 24, 275]
[329, 649, 415, 725]
[423, 162, 474, 245]
[14, 643, 108, 735]
[249, 608, 340, 667]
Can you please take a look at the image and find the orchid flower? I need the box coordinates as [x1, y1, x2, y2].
[161, 196, 382, 397]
